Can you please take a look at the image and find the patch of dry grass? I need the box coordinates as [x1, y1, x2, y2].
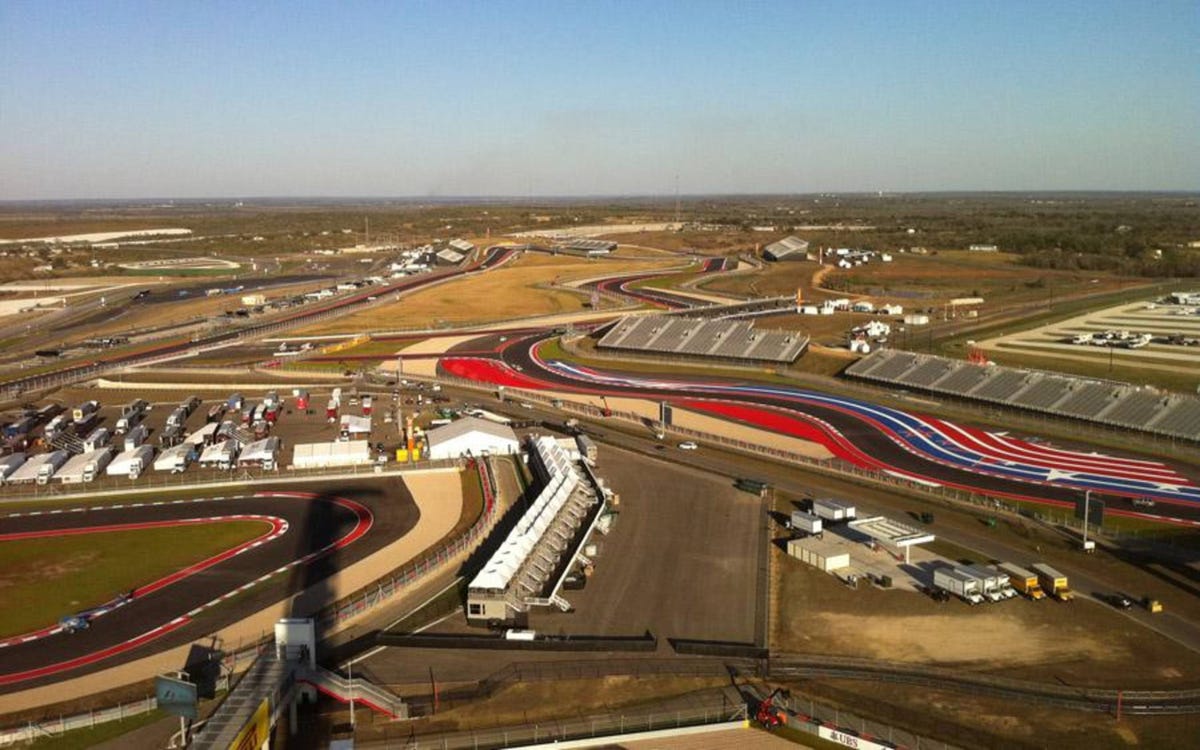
[296, 254, 678, 333]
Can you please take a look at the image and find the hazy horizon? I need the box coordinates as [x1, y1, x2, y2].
[2, 1, 1197, 200]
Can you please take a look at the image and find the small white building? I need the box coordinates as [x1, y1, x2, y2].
[903, 314, 930, 326]
[786, 537, 850, 572]
[426, 416, 520, 460]
[880, 304, 904, 316]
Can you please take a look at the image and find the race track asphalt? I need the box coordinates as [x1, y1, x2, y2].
[461, 332, 1200, 525]
[0, 477, 418, 693]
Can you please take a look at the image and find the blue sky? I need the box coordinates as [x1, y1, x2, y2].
[1, 1, 1197, 199]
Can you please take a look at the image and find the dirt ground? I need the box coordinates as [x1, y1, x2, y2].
[796, 679, 1200, 750]
[771, 509, 1200, 690]
[293, 253, 679, 334]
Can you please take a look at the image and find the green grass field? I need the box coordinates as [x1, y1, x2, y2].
[0, 520, 269, 637]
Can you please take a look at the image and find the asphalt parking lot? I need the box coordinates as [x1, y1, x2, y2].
[526, 442, 764, 643]
[358, 439, 767, 687]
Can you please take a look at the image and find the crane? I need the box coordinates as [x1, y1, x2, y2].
[755, 687, 790, 729]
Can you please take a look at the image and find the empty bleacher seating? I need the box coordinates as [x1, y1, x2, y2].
[596, 314, 808, 364]
[844, 350, 1198, 442]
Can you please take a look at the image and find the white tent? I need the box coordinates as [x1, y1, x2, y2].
[426, 416, 519, 460]
[293, 441, 370, 468]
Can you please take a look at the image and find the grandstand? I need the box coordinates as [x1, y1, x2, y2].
[466, 436, 607, 624]
[845, 349, 1200, 442]
[763, 236, 811, 262]
[664, 295, 795, 321]
[597, 314, 809, 365]
[553, 238, 617, 256]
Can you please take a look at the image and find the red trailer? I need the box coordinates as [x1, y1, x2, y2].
[325, 400, 338, 421]
[296, 390, 310, 410]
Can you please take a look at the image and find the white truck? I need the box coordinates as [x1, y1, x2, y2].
[56, 448, 113, 484]
[36, 450, 70, 485]
[114, 411, 144, 434]
[933, 566, 984, 605]
[960, 564, 1008, 602]
[107, 445, 156, 479]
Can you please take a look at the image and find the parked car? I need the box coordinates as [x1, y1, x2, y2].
[677, 441, 698, 451]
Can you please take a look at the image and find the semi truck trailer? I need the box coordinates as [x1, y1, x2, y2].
[56, 448, 113, 484]
[83, 427, 111, 452]
[811, 498, 856, 522]
[0, 452, 27, 482]
[789, 511, 823, 536]
[107, 445, 156, 479]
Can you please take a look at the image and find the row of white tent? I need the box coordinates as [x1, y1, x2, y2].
[0, 436, 283, 484]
